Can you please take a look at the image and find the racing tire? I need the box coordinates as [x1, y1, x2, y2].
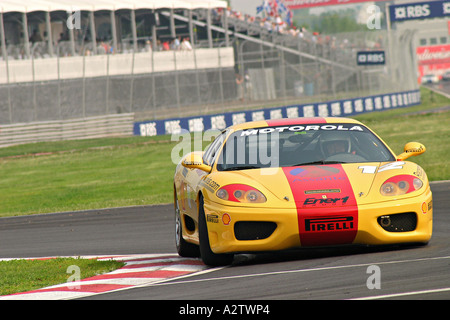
[198, 195, 234, 266]
[175, 193, 200, 258]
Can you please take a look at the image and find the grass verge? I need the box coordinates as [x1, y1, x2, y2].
[353, 87, 449, 181]
[0, 136, 179, 217]
[0, 258, 125, 296]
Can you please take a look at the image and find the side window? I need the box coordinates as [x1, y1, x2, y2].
[203, 131, 226, 166]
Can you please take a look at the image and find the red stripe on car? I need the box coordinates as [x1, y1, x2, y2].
[282, 165, 358, 246]
[265, 117, 326, 127]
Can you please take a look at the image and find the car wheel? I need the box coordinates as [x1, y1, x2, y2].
[198, 195, 234, 266]
[175, 193, 199, 258]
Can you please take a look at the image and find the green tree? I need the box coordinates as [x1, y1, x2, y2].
[318, 12, 366, 34]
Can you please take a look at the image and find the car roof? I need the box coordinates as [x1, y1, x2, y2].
[229, 117, 363, 131]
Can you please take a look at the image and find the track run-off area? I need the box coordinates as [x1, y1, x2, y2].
[0, 181, 449, 302]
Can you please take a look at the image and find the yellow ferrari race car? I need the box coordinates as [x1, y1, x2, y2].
[173, 117, 432, 266]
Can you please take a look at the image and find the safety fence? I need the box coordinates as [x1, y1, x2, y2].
[0, 113, 133, 148]
[0, 47, 236, 125]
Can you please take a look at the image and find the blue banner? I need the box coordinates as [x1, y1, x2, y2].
[134, 90, 421, 136]
[389, 1, 450, 22]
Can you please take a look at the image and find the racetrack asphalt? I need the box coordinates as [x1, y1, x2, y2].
[0, 181, 449, 300]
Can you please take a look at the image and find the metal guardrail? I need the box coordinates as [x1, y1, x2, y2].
[0, 113, 134, 148]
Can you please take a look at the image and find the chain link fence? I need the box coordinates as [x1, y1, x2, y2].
[236, 28, 418, 102]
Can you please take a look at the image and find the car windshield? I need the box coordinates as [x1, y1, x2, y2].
[216, 123, 396, 171]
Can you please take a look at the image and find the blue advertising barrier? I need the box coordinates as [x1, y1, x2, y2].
[134, 89, 421, 136]
[389, 1, 450, 22]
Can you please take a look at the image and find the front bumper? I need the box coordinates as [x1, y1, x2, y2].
[203, 202, 301, 254]
[203, 187, 433, 254]
[354, 187, 433, 245]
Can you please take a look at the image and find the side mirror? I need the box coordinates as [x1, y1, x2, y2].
[182, 152, 212, 173]
[397, 142, 426, 161]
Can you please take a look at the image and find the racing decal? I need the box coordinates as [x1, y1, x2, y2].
[305, 216, 354, 232]
[207, 214, 219, 223]
[265, 117, 326, 127]
[305, 189, 341, 194]
[222, 213, 231, 225]
[303, 196, 350, 206]
[359, 161, 405, 174]
[290, 165, 343, 181]
[414, 165, 425, 179]
[377, 161, 405, 172]
[179, 181, 187, 211]
[427, 200, 433, 212]
[199, 177, 220, 193]
[421, 202, 427, 214]
[240, 123, 365, 136]
[282, 165, 358, 246]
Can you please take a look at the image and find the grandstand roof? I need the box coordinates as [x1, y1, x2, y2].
[0, 0, 227, 13]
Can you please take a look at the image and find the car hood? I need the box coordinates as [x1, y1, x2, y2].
[209, 161, 426, 207]
[243, 164, 374, 207]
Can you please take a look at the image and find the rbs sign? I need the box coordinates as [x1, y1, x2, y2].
[389, 1, 450, 22]
[357, 51, 385, 66]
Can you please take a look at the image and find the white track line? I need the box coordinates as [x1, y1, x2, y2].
[351, 287, 450, 300]
[149, 255, 450, 293]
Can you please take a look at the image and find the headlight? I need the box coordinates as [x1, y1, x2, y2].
[216, 184, 267, 203]
[380, 175, 423, 196]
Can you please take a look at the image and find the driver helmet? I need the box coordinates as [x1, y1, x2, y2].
[319, 131, 351, 158]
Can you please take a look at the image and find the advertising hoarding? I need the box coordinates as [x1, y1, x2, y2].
[135, 90, 421, 137]
[416, 44, 450, 81]
[389, 1, 450, 22]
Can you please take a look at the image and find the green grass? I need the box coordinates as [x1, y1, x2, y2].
[353, 87, 450, 181]
[0, 87, 448, 218]
[0, 258, 124, 296]
[0, 137, 179, 217]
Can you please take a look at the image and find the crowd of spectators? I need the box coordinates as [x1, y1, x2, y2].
[150, 37, 193, 52]
[212, 6, 384, 56]
[210, 6, 356, 57]
[2, 4, 380, 60]
[213, 6, 310, 40]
